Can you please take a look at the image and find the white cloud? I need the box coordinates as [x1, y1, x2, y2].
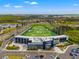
[4, 4, 11, 7]
[24, 1, 38, 5]
[24, 1, 30, 3]
[73, 3, 78, 6]
[4, 4, 24, 8]
[13, 5, 24, 8]
[30, 2, 38, 5]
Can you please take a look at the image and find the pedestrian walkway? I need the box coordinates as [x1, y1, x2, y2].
[54, 47, 63, 53]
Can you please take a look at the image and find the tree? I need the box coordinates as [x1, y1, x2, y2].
[65, 30, 79, 44]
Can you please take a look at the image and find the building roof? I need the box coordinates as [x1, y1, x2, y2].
[15, 35, 68, 42]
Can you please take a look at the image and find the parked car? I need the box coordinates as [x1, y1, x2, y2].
[70, 53, 77, 56]
[70, 48, 79, 56]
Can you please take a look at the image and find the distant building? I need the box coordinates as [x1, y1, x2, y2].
[0, 24, 22, 29]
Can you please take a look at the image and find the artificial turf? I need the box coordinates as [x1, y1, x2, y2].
[22, 24, 56, 37]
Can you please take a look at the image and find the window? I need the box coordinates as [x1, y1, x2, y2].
[60, 37, 66, 42]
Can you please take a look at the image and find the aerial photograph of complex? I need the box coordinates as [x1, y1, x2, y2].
[0, 0, 79, 59]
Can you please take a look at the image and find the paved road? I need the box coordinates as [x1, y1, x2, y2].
[1, 50, 58, 59]
[3, 50, 58, 55]
[1, 37, 14, 49]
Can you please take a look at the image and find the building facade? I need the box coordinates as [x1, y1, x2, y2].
[13, 35, 68, 49]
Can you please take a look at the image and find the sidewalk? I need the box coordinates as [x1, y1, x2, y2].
[54, 47, 64, 53]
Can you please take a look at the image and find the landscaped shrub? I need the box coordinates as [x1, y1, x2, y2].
[6, 45, 19, 50]
[56, 44, 65, 48]
[0, 41, 3, 47]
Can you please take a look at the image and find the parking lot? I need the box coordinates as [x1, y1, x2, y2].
[59, 45, 79, 59]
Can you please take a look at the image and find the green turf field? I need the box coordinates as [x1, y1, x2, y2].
[22, 24, 56, 37]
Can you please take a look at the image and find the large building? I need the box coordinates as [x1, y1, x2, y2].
[13, 35, 68, 49]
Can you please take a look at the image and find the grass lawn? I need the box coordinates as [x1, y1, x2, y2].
[22, 24, 56, 37]
[2, 28, 16, 34]
[8, 55, 24, 59]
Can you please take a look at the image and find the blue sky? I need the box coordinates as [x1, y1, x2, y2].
[0, 0, 79, 14]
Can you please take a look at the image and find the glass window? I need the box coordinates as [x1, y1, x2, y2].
[60, 37, 66, 42]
